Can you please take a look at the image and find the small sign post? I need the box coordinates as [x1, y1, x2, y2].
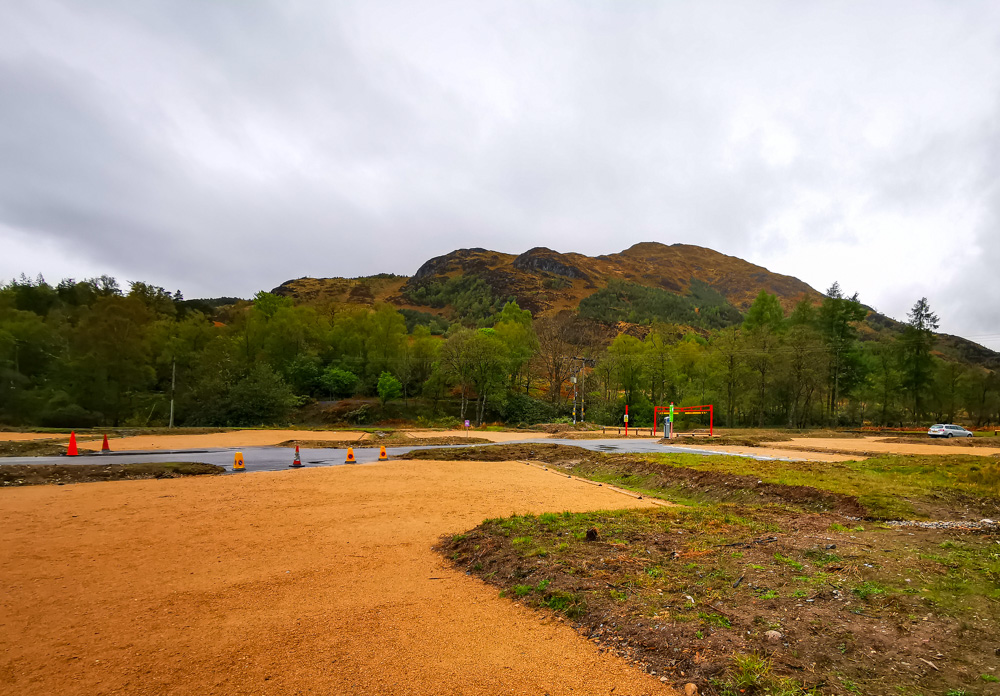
[464, 419, 470, 438]
[624, 404, 629, 437]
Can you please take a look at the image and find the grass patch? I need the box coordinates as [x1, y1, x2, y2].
[441, 504, 1000, 695]
[852, 581, 888, 600]
[640, 451, 1000, 519]
[426, 442, 1000, 693]
[409, 441, 1000, 520]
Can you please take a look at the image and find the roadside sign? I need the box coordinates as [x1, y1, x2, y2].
[623, 414, 628, 423]
[464, 420, 470, 428]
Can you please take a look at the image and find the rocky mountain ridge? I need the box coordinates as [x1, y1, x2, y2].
[274, 242, 819, 316]
[271, 241, 998, 370]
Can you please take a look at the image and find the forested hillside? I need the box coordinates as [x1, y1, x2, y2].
[2, 263, 997, 429]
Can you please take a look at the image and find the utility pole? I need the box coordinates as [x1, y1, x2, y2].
[571, 357, 595, 424]
[168, 357, 176, 428]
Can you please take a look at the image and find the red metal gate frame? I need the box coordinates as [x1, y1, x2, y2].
[654, 404, 714, 437]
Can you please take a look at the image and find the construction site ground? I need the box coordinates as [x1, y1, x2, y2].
[4, 428, 999, 460]
[0, 458, 673, 696]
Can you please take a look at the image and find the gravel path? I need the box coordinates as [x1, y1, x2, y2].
[677, 435, 1000, 460]
[0, 459, 672, 695]
[881, 518, 999, 530]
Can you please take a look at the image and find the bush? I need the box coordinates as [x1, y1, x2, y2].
[398, 309, 450, 335]
[344, 403, 374, 425]
[499, 394, 557, 425]
[579, 279, 742, 330]
[593, 395, 654, 427]
[183, 364, 295, 426]
[38, 400, 102, 428]
[224, 365, 296, 425]
[319, 367, 359, 398]
[282, 354, 322, 395]
[377, 372, 402, 406]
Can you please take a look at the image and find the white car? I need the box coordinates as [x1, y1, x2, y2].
[927, 424, 974, 438]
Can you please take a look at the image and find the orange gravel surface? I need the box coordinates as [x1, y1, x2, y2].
[15, 429, 555, 452]
[68, 430, 374, 452]
[679, 436, 1000, 460]
[784, 436, 1000, 457]
[0, 432, 67, 441]
[405, 429, 552, 442]
[674, 443, 857, 462]
[0, 460, 671, 696]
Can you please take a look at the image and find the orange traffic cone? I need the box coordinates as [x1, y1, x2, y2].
[233, 451, 245, 471]
[345, 447, 356, 464]
[101, 434, 111, 453]
[378, 445, 388, 461]
[290, 445, 303, 468]
[66, 431, 79, 457]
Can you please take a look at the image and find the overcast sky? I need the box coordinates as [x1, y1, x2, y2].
[2, 1, 999, 350]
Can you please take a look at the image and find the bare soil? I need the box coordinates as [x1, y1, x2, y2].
[0, 459, 672, 696]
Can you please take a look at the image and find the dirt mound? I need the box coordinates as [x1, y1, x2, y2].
[0, 440, 68, 457]
[296, 398, 380, 425]
[0, 462, 224, 486]
[661, 432, 792, 447]
[535, 422, 602, 434]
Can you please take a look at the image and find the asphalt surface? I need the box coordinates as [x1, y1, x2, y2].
[0, 438, 796, 472]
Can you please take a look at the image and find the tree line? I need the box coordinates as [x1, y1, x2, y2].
[1, 274, 997, 429]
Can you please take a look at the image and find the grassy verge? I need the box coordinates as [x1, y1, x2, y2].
[428, 443, 1000, 695]
[442, 506, 1000, 696]
[639, 452, 1000, 521]
[407, 443, 1000, 520]
[0, 462, 225, 486]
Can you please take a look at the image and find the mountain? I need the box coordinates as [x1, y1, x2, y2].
[271, 242, 999, 370]
[274, 241, 818, 315]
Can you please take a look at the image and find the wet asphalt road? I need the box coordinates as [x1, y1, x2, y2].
[0, 438, 795, 473]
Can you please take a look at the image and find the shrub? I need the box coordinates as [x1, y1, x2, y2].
[320, 367, 359, 398]
[38, 400, 102, 428]
[376, 372, 402, 406]
[499, 394, 557, 425]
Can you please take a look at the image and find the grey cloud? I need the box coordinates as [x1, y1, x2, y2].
[1, 0, 999, 349]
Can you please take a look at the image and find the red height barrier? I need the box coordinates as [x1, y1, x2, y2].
[654, 404, 714, 437]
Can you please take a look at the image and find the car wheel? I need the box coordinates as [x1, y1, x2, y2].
[946, 433, 953, 438]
